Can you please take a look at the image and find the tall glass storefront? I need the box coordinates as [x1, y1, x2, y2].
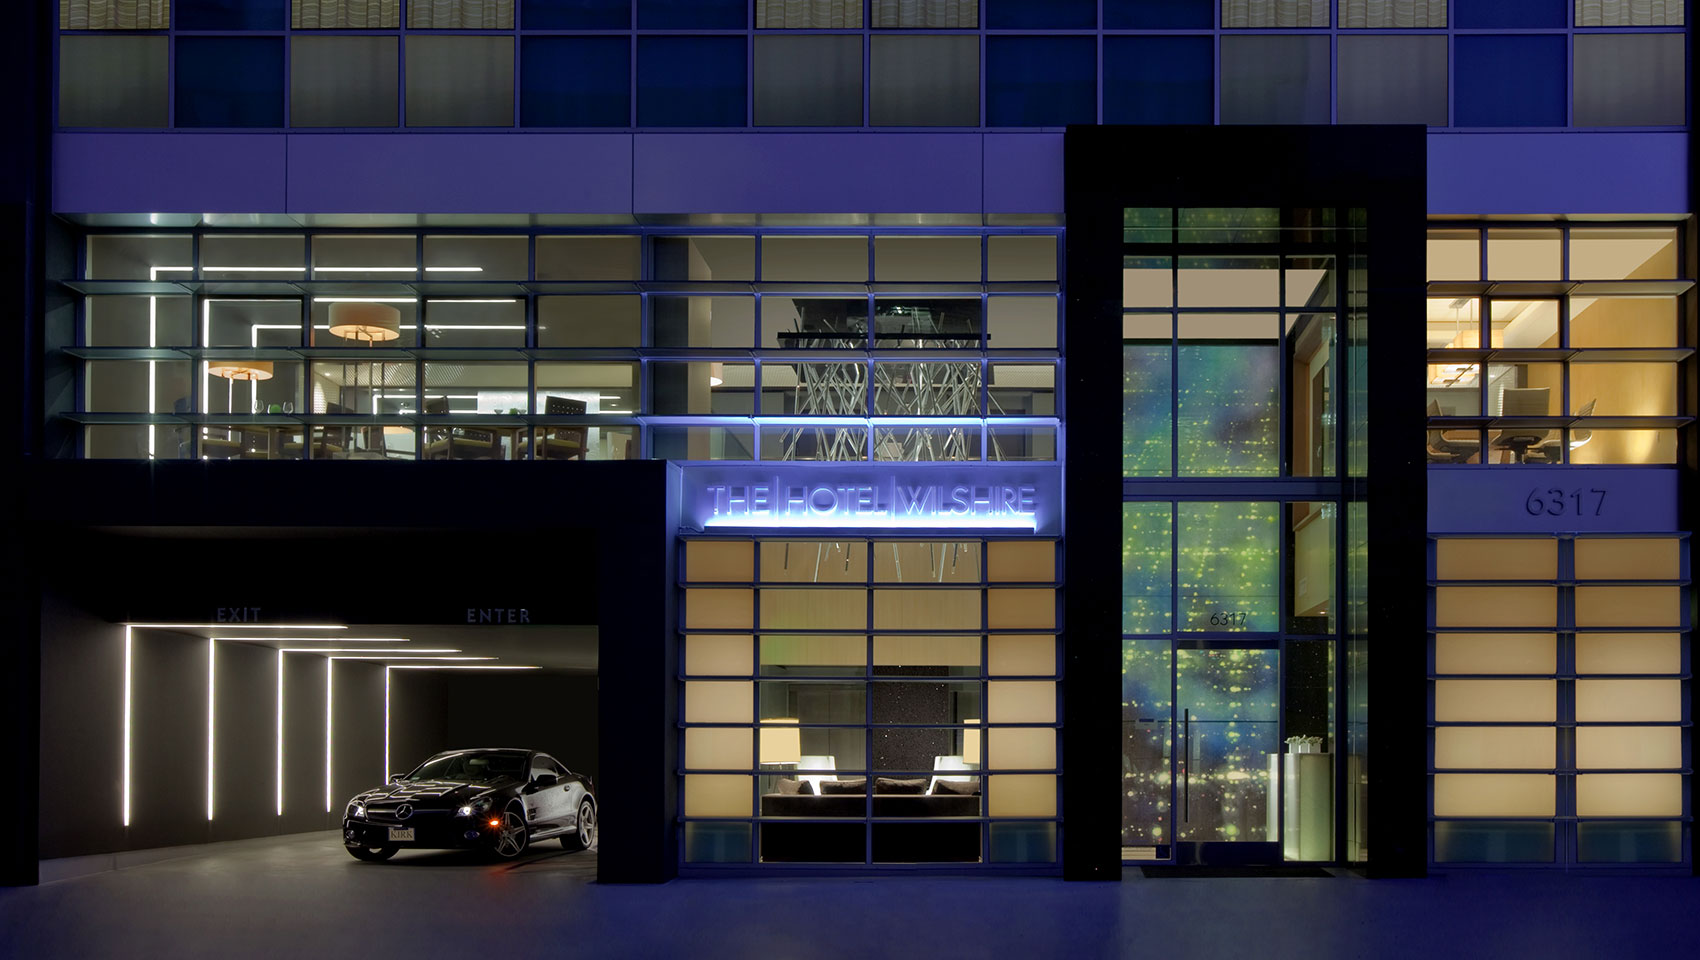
[1117, 208, 1369, 865]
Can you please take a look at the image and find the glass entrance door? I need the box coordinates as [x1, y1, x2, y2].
[1174, 647, 1281, 864]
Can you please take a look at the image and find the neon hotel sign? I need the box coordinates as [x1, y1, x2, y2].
[683, 465, 1059, 533]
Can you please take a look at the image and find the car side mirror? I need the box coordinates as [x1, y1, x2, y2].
[389, 774, 406, 784]
[531, 774, 558, 789]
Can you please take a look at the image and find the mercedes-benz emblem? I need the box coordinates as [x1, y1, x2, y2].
[395, 803, 413, 820]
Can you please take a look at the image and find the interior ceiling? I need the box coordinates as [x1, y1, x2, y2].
[150, 623, 598, 674]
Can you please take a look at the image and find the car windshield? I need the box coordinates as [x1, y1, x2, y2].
[405, 751, 527, 782]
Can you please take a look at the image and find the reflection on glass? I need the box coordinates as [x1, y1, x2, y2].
[1427, 361, 1481, 417]
[874, 299, 981, 348]
[205, 299, 301, 347]
[421, 361, 528, 414]
[1123, 207, 1173, 243]
[760, 681, 867, 725]
[422, 235, 527, 280]
[1178, 208, 1280, 244]
[1121, 503, 1173, 634]
[1176, 648, 1280, 842]
[762, 296, 868, 348]
[1121, 636, 1173, 846]
[1284, 256, 1335, 308]
[197, 424, 308, 460]
[988, 426, 1056, 461]
[422, 299, 525, 348]
[650, 425, 754, 460]
[1178, 326, 1278, 477]
[86, 295, 194, 347]
[653, 236, 756, 282]
[654, 361, 751, 415]
[535, 361, 639, 416]
[1122, 344, 1172, 477]
[536, 296, 641, 347]
[761, 635, 865, 676]
[1287, 503, 1336, 635]
[1177, 502, 1279, 633]
[652, 296, 755, 347]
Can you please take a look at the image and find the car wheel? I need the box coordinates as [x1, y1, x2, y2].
[489, 806, 528, 860]
[563, 800, 595, 852]
[347, 844, 396, 862]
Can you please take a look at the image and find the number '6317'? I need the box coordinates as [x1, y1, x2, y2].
[1525, 488, 1606, 517]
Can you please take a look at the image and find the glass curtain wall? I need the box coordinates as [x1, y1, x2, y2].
[679, 537, 1060, 867]
[59, 228, 1061, 462]
[1120, 208, 1361, 864]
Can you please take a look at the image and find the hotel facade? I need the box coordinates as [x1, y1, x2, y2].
[2, 0, 1694, 885]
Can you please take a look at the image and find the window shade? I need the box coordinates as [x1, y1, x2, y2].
[61, 0, 170, 29]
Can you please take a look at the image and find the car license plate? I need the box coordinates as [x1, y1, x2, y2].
[388, 828, 415, 842]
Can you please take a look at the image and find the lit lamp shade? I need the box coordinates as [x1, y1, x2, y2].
[327, 302, 402, 342]
[961, 719, 980, 762]
[207, 360, 274, 381]
[760, 718, 801, 765]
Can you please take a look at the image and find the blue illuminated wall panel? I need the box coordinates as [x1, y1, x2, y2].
[177, 0, 288, 29]
[1455, 0, 1568, 28]
[988, 0, 1098, 28]
[1104, 0, 1213, 28]
[639, 0, 744, 29]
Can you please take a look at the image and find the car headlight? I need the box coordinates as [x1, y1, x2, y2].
[348, 803, 365, 819]
[455, 798, 493, 817]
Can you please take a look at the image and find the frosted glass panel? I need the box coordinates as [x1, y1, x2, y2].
[686, 728, 753, 769]
[684, 775, 753, 816]
[1435, 539, 1556, 581]
[988, 589, 1056, 629]
[873, 635, 979, 669]
[1434, 634, 1556, 675]
[1576, 774, 1682, 817]
[1575, 679, 1681, 722]
[1433, 774, 1555, 817]
[873, 589, 980, 630]
[987, 681, 1056, 724]
[988, 542, 1056, 582]
[1574, 633, 1681, 675]
[1434, 680, 1556, 722]
[1434, 728, 1556, 769]
[762, 541, 867, 583]
[1434, 587, 1556, 628]
[988, 728, 1056, 769]
[1573, 539, 1681, 580]
[687, 541, 755, 582]
[988, 635, 1055, 676]
[1574, 586, 1681, 627]
[685, 635, 754, 676]
[684, 681, 754, 724]
[685, 589, 754, 630]
[988, 775, 1056, 817]
[763, 589, 869, 630]
[1576, 727, 1682, 770]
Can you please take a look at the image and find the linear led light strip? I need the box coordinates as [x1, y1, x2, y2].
[207, 639, 216, 821]
[151, 266, 484, 274]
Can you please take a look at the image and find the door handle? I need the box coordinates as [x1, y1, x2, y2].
[1182, 709, 1190, 823]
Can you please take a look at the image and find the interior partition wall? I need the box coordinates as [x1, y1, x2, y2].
[1065, 125, 1427, 879]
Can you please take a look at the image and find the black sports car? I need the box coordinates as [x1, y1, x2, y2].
[342, 748, 596, 861]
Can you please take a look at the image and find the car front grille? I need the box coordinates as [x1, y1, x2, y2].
[364, 806, 451, 824]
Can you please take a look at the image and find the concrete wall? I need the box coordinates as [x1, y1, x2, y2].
[38, 607, 388, 859]
[389, 672, 599, 786]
